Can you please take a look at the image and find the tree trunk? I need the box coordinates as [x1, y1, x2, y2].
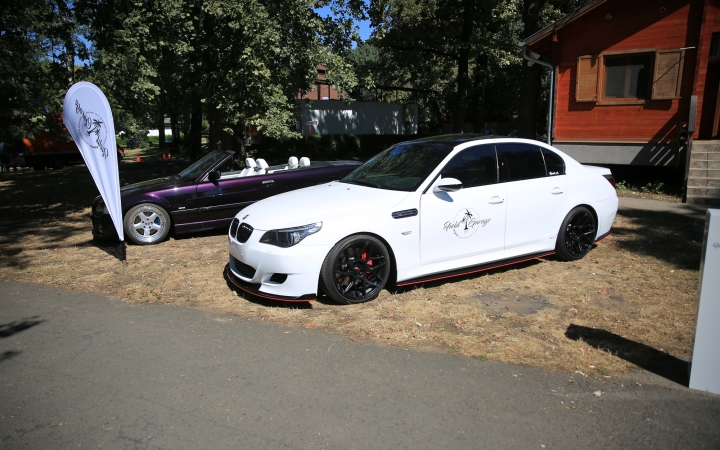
[233, 121, 247, 160]
[208, 105, 223, 151]
[517, 63, 544, 139]
[453, 0, 475, 133]
[158, 115, 165, 149]
[516, 0, 549, 139]
[171, 114, 180, 153]
[470, 55, 487, 134]
[190, 92, 203, 159]
[182, 106, 191, 152]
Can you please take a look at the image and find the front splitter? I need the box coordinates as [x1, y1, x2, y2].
[225, 267, 317, 302]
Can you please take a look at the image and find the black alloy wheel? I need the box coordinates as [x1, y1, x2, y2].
[555, 206, 597, 261]
[320, 235, 391, 304]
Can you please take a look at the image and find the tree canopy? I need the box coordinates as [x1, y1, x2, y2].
[1, 0, 586, 148]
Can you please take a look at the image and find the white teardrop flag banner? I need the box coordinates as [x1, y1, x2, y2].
[63, 82, 124, 241]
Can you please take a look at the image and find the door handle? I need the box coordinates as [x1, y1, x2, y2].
[489, 196, 505, 204]
[551, 187, 563, 195]
[262, 180, 275, 185]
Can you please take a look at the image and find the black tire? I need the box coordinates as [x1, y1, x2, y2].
[555, 206, 597, 261]
[51, 158, 65, 170]
[320, 234, 391, 304]
[123, 203, 171, 245]
[32, 163, 46, 171]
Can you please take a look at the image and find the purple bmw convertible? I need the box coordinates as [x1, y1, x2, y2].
[91, 150, 362, 245]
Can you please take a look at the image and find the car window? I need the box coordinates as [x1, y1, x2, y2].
[342, 141, 455, 191]
[440, 145, 498, 188]
[178, 151, 229, 181]
[216, 156, 244, 174]
[498, 143, 546, 181]
[542, 148, 566, 176]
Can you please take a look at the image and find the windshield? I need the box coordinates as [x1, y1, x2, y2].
[342, 141, 455, 191]
[178, 151, 229, 181]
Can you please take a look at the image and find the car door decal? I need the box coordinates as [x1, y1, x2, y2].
[443, 208, 491, 238]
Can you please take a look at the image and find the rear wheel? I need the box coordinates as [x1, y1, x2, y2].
[320, 235, 391, 304]
[555, 206, 597, 261]
[123, 203, 171, 245]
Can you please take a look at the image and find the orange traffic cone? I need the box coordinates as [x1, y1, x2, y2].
[167, 153, 171, 159]
[161, 153, 166, 160]
[136, 156, 142, 162]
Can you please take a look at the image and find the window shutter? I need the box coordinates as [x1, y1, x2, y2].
[576, 55, 598, 102]
[652, 49, 684, 100]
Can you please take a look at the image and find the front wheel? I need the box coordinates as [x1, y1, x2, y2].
[555, 206, 597, 261]
[123, 203, 171, 245]
[320, 235, 391, 304]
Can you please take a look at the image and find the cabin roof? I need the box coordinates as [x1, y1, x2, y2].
[523, 0, 609, 47]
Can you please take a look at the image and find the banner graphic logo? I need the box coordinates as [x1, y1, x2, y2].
[76, 100, 109, 158]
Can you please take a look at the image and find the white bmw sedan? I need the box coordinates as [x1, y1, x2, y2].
[227, 136, 618, 304]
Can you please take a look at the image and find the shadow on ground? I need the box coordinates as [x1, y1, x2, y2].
[565, 323, 689, 386]
[0, 316, 45, 338]
[613, 208, 704, 270]
[0, 159, 188, 269]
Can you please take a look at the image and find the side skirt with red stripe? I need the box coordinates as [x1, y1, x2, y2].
[396, 251, 555, 287]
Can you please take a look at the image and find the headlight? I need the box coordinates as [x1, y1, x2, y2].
[259, 222, 322, 248]
[93, 198, 108, 215]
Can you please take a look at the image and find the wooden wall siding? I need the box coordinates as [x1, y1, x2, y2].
[296, 66, 343, 101]
[694, 0, 720, 139]
[297, 83, 342, 101]
[550, 0, 705, 141]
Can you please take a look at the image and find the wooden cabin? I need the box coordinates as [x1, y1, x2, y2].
[524, 0, 720, 205]
[297, 65, 342, 101]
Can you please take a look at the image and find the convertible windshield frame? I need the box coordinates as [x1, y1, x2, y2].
[341, 141, 455, 192]
[178, 150, 232, 182]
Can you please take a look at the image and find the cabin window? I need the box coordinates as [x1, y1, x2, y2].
[576, 49, 685, 103]
[603, 54, 651, 99]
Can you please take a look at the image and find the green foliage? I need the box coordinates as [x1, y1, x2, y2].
[1, 0, 88, 140]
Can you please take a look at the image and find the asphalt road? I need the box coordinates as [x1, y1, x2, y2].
[1, 281, 719, 449]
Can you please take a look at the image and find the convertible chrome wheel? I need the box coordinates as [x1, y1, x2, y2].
[555, 206, 597, 261]
[123, 203, 171, 245]
[320, 235, 391, 304]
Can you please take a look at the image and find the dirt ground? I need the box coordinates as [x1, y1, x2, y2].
[0, 149, 703, 382]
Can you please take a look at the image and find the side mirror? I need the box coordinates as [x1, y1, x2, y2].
[433, 177, 463, 193]
[208, 170, 221, 182]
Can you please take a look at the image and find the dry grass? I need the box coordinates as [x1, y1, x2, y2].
[0, 151, 703, 381]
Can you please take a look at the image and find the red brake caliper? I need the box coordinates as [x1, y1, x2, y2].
[362, 252, 372, 278]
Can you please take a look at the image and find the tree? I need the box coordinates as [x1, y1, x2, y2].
[1, 0, 89, 140]
[84, 0, 359, 157]
[368, 0, 519, 133]
[516, 0, 585, 139]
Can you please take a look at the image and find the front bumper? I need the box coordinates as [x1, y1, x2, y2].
[91, 213, 120, 241]
[227, 225, 330, 301]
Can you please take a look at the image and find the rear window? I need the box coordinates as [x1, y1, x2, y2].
[499, 143, 546, 181]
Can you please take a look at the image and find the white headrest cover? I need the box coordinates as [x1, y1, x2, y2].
[299, 157, 310, 167]
[288, 156, 298, 168]
[256, 159, 269, 170]
[245, 158, 256, 168]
